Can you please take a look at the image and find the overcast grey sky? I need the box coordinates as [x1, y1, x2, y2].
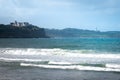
[0, 0, 120, 31]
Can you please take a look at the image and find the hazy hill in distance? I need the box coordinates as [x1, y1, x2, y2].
[45, 28, 120, 38]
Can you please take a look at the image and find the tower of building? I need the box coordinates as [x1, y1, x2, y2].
[10, 21, 30, 27]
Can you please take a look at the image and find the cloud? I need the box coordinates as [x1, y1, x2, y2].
[0, 0, 120, 31]
[80, 0, 120, 13]
[0, 0, 119, 18]
[0, 0, 74, 18]
[0, 0, 36, 21]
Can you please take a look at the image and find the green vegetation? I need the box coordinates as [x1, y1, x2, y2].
[0, 24, 48, 38]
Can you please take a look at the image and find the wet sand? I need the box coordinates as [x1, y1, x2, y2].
[0, 66, 120, 80]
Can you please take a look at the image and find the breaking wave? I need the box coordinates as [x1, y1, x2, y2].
[0, 48, 120, 59]
[0, 48, 120, 72]
[20, 63, 120, 72]
[0, 57, 120, 72]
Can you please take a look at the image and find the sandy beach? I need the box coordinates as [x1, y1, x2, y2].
[0, 65, 120, 80]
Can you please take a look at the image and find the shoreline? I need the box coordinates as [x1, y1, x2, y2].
[0, 66, 120, 80]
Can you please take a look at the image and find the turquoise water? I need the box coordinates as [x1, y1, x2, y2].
[0, 38, 120, 72]
[0, 38, 120, 53]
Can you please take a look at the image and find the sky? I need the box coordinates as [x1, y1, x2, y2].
[0, 0, 120, 31]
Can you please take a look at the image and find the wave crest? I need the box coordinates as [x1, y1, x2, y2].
[1, 48, 120, 59]
[20, 63, 120, 72]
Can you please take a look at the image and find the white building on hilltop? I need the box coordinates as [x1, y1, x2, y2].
[10, 21, 30, 27]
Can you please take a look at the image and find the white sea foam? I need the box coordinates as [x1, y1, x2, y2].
[1, 48, 120, 59]
[20, 63, 120, 72]
[0, 48, 63, 56]
[0, 57, 73, 65]
[0, 57, 43, 62]
[106, 64, 120, 69]
[48, 61, 72, 65]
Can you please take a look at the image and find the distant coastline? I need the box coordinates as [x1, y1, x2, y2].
[45, 28, 120, 38]
[0, 21, 120, 38]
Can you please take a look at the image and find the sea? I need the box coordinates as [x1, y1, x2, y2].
[0, 38, 120, 80]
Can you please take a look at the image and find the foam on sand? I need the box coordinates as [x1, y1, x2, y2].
[20, 63, 120, 72]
